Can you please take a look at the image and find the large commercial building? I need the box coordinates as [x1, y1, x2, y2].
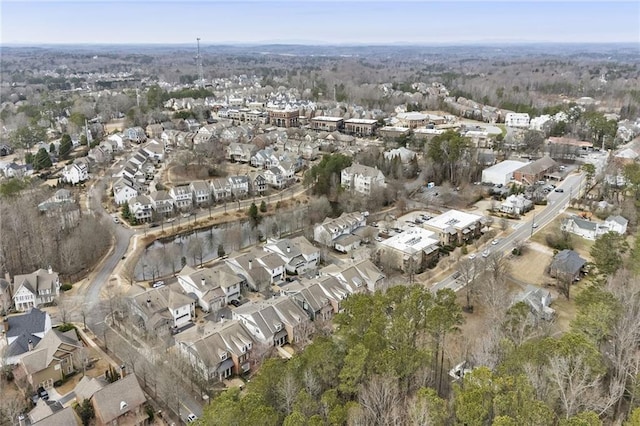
[481, 160, 529, 186]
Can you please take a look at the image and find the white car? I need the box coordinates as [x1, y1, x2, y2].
[187, 413, 198, 422]
[491, 239, 499, 245]
[152, 281, 165, 288]
[532, 222, 539, 228]
[482, 250, 490, 258]
[468, 253, 477, 260]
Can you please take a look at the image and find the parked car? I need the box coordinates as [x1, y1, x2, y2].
[229, 299, 241, 307]
[482, 250, 491, 258]
[468, 253, 477, 260]
[152, 281, 165, 288]
[187, 413, 198, 422]
[37, 387, 49, 401]
[532, 222, 539, 228]
[491, 239, 500, 245]
[554, 188, 564, 193]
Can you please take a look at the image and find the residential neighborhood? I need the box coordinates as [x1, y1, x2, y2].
[1, 11, 640, 425]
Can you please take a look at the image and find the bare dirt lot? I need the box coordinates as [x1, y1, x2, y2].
[508, 246, 553, 286]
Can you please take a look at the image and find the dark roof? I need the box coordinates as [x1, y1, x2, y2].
[6, 308, 49, 358]
[550, 249, 586, 276]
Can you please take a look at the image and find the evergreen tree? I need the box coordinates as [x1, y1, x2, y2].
[248, 202, 261, 228]
[34, 147, 52, 170]
[59, 133, 73, 158]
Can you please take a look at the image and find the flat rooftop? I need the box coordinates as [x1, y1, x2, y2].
[424, 209, 483, 231]
[311, 116, 344, 122]
[483, 160, 530, 175]
[379, 227, 439, 253]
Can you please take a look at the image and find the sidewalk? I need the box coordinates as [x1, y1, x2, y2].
[74, 323, 121, 369]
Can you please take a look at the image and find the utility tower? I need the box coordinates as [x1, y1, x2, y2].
[195, 37, 204, 87]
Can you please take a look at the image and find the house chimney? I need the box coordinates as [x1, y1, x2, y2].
[120, 365, 126, 378]
[201, 278, 206, 287]
[220, 314, 225, 324]
[2, 317, 8, 334]
[286, 245, 290, 254]
[146, 298, 151, 307]
[248, 259, 252, 270]
[28, 340, 33, 351]
[47, 265, 52, 275]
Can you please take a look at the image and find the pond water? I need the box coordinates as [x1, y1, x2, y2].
[133, 208, 310, 281]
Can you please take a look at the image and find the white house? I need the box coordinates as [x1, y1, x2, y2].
[106, 134, 125, 150]
[225, 249, 286, 291]
[232, 297, 310, 347]
[504, 113, 530, 128]
[529, 115, 553, 132]
[149, 190, 174, 215]
[263, 237, 320, 275]
[562, 215, 628, 240]
[211, 178, 232, 201]
[129, 286, 195, 333]
[190, 181, 211, 205]
[169, 185, 193, 210]
[481, 160, 529, 186]
[142, 140, 165, 162]
[383, 147, 417, 164]
[113, 177, 138, 205]
[128, 195, 153, 222]
[314, 212, 367, 251]
[177, 266, 225, 313]
[12, 268, 60, 311]
[500, 194, 533, 216]
[61, 162, 89, 185]
[604, 215, 628, 235]
[341, 164, 386, 196]
[561, 216, 601, 240]
[228, 175, 250, 197]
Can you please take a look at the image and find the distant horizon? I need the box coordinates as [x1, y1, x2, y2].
[2, 1, 638, 45]
[1, 41, 637, 47]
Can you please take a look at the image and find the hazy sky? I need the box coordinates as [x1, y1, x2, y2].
[2, 1, 639, 45]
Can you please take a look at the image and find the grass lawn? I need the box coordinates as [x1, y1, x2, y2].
[508, 249, 552, 286]
[530, 214, 594, 261]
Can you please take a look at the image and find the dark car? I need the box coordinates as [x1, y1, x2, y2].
[37, 387, 49, 401]
[229, 299, 242, 307]
[554, 188, 564, 193]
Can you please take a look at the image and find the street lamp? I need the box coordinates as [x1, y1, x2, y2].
[530, 212, 536, 237]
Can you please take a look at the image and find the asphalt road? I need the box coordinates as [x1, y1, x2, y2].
[84, 179, 135, 305]
[432, 173, 585, 292]
[77, 173, 310, 423]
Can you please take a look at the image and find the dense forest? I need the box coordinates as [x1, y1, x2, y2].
[201, 265, 640, 425]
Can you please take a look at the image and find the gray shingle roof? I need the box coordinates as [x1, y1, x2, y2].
[92, 375, 147, 425]
[5, 308, 49, 358]
[550, 249, 586, 276]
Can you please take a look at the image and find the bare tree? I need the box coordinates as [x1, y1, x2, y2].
[278, 372, 299, 416]
[358, 374, 403, 426]
[456, 258, 479, 312]
[547, 354, 604, 418]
